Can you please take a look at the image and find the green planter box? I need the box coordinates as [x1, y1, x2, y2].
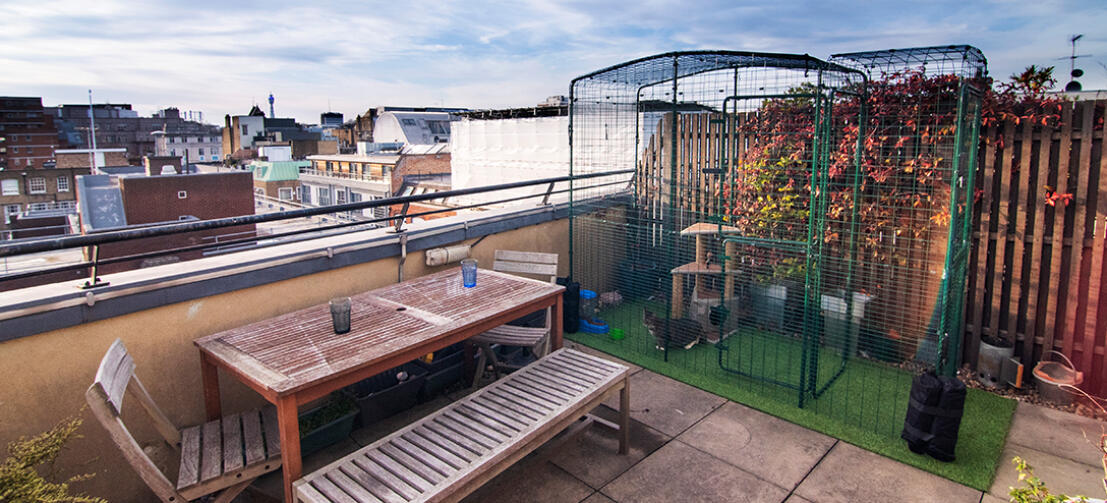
[349, 363, 427, 425]
[298, 402, 357, 456]
[413, 344, 466, 399]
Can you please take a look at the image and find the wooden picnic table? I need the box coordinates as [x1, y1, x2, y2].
[194, 267, 565, 503]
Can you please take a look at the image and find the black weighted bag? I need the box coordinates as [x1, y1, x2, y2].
[927, 377, 966, 462]
[902, 372, 943, 454]
[901, 371, 966, 462]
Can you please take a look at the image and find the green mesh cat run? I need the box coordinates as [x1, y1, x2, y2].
[563, 48, 1011, 489]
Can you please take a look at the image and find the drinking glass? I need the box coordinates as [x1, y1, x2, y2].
[461, 259, 478, 288]
[329, 297, 351, 334]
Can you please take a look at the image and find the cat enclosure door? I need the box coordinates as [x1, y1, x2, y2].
[712, 91, 849, 407]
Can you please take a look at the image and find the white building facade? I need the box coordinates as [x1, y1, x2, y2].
[152, 131, 223, 163]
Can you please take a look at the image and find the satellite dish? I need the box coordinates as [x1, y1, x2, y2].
[1071, 68, 1084, 78]
[1065, 81, 1083, 92]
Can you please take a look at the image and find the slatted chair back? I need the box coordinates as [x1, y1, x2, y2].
[86, 339, 185, 502]
[492, 250, 558, 284]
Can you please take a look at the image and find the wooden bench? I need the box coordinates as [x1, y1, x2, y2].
[294, 348, 630, 503]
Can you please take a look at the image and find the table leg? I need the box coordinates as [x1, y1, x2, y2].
[551, 294, 563, 350]
[277, 396, 301, 503]
[200, 353, 222, 421]
[463, 341, 477, 383]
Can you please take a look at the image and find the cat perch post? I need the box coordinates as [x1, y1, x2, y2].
[670, 223, 739, 318]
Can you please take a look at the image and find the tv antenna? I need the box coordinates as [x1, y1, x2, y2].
[1056, 34, 1092, 92]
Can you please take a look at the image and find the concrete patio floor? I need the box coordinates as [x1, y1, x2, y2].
[246, 342, 1107, 502]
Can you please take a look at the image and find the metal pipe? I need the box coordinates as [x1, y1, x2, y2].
[0, 178, 631, 283]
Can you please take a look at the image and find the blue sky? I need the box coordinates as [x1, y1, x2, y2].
[1, 0, 1104, 124]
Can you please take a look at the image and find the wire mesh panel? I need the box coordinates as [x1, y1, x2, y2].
[568, 48, 985, 437]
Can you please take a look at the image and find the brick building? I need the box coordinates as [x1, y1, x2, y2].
[0, 97, 80, 232]
[1, 97, 59, 170]
[78, 171, 256, 274]
[48, 105, 219, 164]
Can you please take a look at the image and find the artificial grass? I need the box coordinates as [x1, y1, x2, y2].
[567, 299, 1015, 491]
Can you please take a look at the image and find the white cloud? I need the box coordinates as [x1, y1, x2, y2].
[1, 0, 1103, 123]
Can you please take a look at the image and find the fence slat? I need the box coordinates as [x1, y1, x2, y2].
[1046, 102, 1075, 356]
[1008, 121, 1033, 356]
[1023, 122, 1053, 361]
[972, 125, 998, 343]
[1071, 102, 1097, 374]
[989, 121, 1015, 338]
[1089, 112, 1107, 396]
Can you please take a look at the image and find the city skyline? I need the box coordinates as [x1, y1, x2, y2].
[2, 0, 1105, 123]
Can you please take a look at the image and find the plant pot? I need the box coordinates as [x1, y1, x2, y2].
[820, 291, 873, 356]
[977, 336, 1014, 389]
[348, 363, 427, 425]
[1033, 351, 1084, 406]
[412, 344, 466, 399]
[298, 400, 358, 456]
[752, 283, 788, 332]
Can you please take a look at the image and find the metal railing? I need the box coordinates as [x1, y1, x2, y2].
[0, 169, 633, 287]
[299, 168, 388, 183]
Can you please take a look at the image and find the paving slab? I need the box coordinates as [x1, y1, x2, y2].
[602, 441, 789, 503]
[460, 460, 594, 503]
[349, 395, 453, 446]
[549, 404, 670, 489]
[988, 444, 1104, 500]
[580, 492, 617, 503]
[678, 401, 837, 490]
[783, 495, 815, 503]
[564, 340, 643, 374]
[251, 437, 362, 501]
[601, 370, 726, 437]
[981, 493, 1007, 503]
[1008, 401, 1105, 467]
[794, 442, 982, 503]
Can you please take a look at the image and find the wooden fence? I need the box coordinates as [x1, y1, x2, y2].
[964, 99, 1107, 395]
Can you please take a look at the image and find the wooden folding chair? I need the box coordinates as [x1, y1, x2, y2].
[86, 339, 282, 503]
[471, 250, 559, 386]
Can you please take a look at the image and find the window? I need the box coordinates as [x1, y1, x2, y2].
[241, 125, 248, 135]
[11, 147, 17, 153]
[197, 148, 204, 156]
[24, 135, 31, 141]
[401, 118, 417, 126]
[25, 147, 32, 155]
[170, 149, 176, 156]
[300, 185, 312, 204]
[370, 196, 388, 219]
[29, 177, 46, 194]
[349, 192, 363, 203]
[4, 204, 20, 223]
[278, 187, 293, 201]
[177, 191, 187, 199]
[336, 189, 347, 205]
[57, 176, 69, 192]
[29, 202, 48, 211]
[318, 187, 330, 206]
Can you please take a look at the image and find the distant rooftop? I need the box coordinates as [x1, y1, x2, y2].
[306, 153, 402, 164]
[456, 105, 567, 120]
[250, 160, 308, 182]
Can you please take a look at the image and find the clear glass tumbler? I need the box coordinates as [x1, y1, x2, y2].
[461, 259, 478, 288]
[329, 297, 351, 334]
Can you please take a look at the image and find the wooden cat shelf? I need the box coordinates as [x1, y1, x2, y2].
[671, 223, 740, 318]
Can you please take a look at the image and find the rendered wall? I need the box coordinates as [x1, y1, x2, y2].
[451, 116, 570, 206]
